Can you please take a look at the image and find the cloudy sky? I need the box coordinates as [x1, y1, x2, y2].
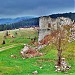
[0, 0, 74, 18]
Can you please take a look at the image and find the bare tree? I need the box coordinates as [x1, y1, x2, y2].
[57, 32, 62, 66]
[54, 29, 71, 72]
[55, 30, 67, 66]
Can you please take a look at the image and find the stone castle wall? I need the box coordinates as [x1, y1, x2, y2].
[38, 16, 73, 42]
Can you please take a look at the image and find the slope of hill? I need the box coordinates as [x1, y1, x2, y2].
[0, 29, 75, 75]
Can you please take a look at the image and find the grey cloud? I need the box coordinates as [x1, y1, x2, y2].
[0, 0, 74, 18]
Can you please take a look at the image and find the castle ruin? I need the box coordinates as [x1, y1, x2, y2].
[38, 16, 73, 42]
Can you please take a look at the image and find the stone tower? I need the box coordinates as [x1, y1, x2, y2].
[38, 16, 73, 42]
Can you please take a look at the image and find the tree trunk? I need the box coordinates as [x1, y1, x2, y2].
[57, 33, 62, 66]
[57, 49, 62, 66]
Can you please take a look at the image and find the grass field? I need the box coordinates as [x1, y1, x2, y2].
[0, 28, 75, 75]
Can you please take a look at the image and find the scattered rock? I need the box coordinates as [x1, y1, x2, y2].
[40, 67, 42, 69]
[55, 58, 71, 72]
[32, 70, 38, 74]
[10, 54, 17, 58]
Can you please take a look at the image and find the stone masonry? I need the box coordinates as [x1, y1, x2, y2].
[38, 16, 73, 42]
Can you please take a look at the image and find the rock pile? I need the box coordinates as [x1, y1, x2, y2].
[55, 58, 71, 72]
[20, 44, 43, 58]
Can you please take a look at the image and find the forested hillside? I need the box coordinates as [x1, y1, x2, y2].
[50, 12, 75, 20]
[0, 12, 75, 31]
[0, 18, 39, 31]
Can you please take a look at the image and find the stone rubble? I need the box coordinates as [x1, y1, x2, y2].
[20, 44, 43, 58]
[55, 58, 71, 72]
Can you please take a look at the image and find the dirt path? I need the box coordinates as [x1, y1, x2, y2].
[0, 43, 23, 52]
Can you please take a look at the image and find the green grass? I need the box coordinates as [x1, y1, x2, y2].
[0, 28, 38, 48]
[0, 43, 75, 75]
[0, 28, 75, 75]
[0, 45, 58, 75]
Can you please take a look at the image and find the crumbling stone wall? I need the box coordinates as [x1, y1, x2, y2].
[38, 16, 73, 42]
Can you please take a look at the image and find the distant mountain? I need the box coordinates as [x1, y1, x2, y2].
[12, 18, 39, 28]
[0, 12, 75, 31]
[0, 17, 39, 31]
[0, 16, 35, 24]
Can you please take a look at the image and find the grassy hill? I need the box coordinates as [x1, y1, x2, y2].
[0, 28, 75, 75]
